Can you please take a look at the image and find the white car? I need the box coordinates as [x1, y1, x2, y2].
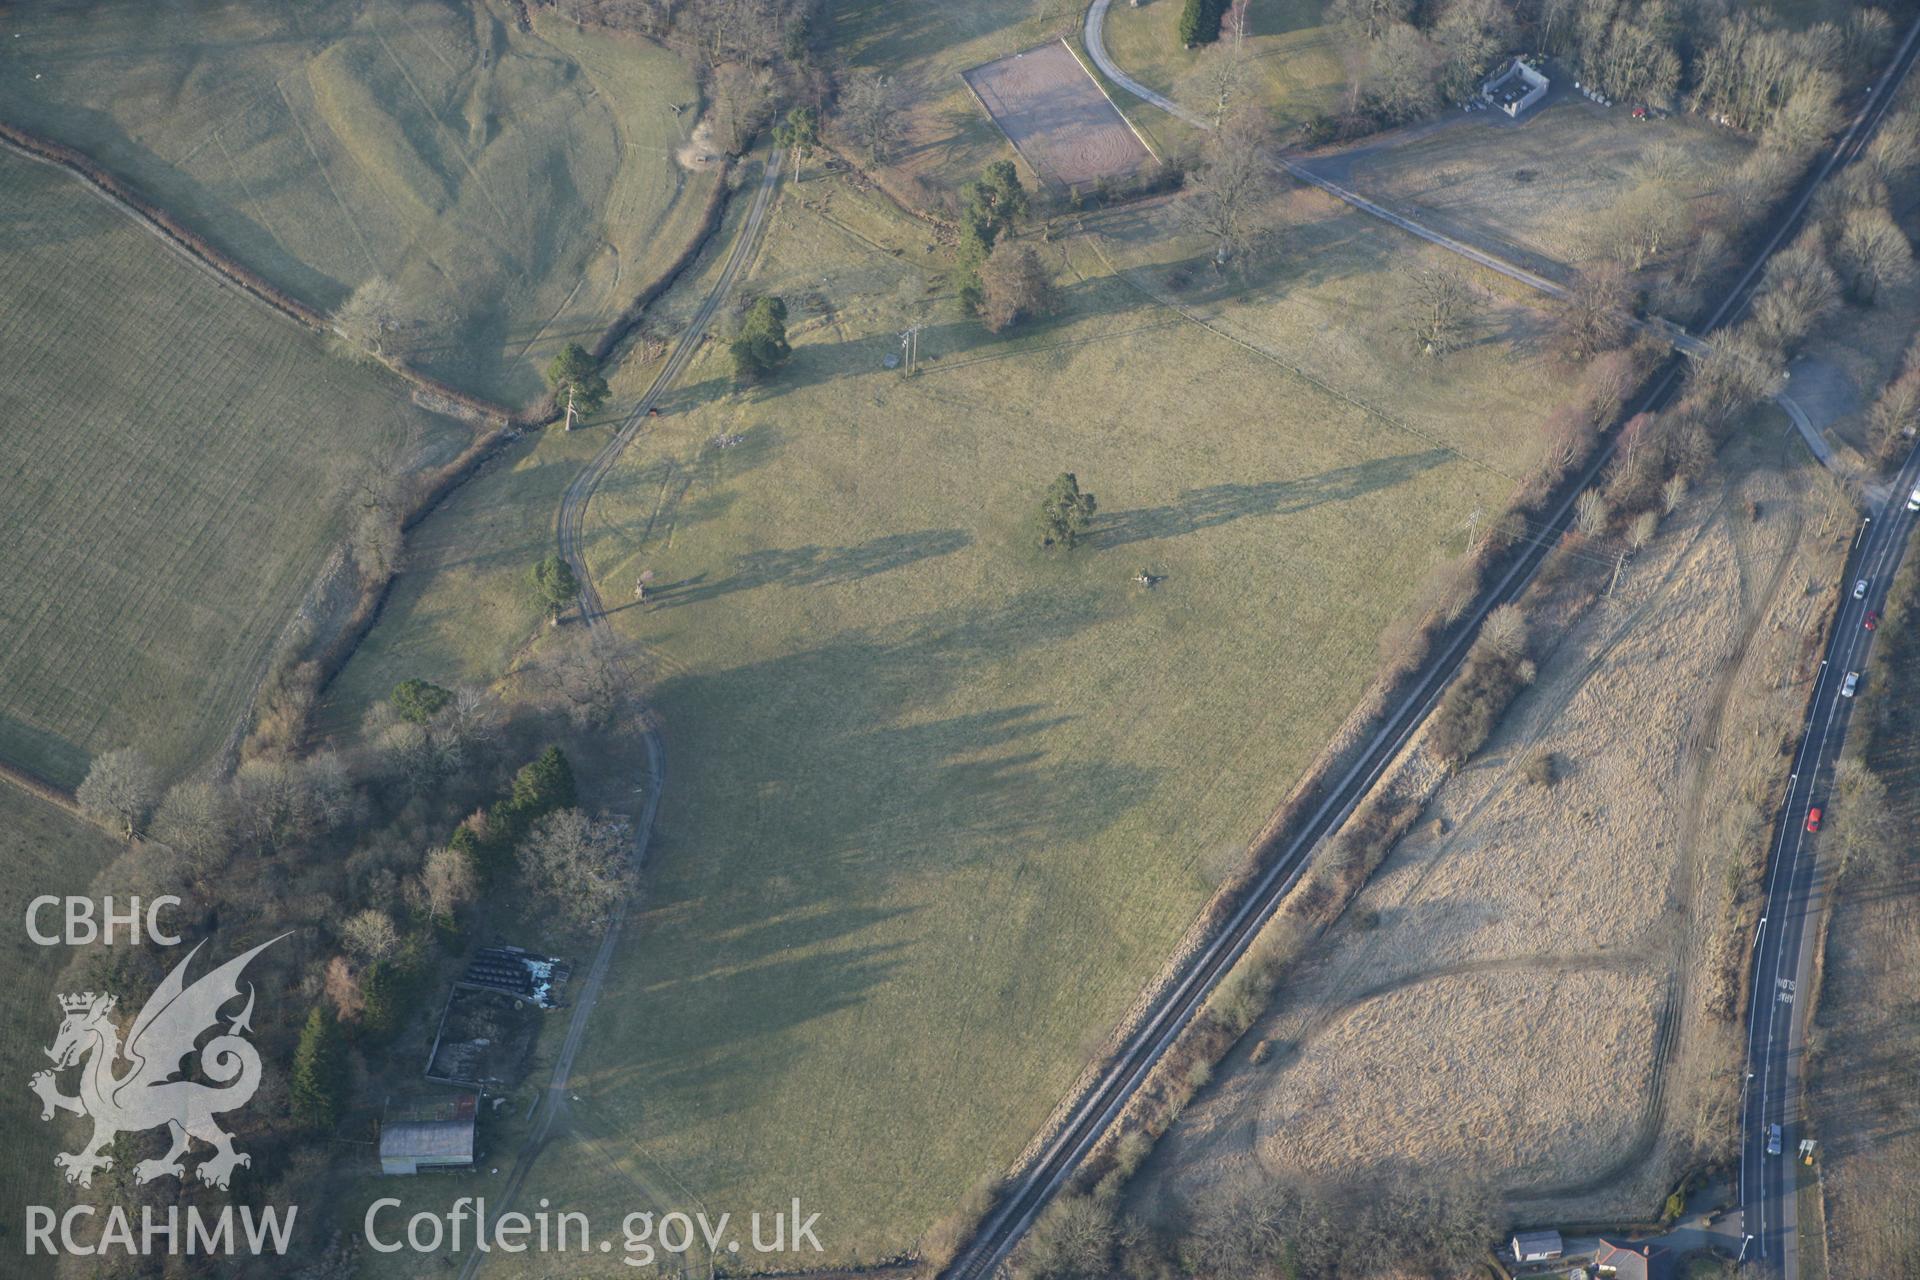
[1841, 671, 1860, 698]
[1854, 578, 1870, 600]
[1909, 485, 1920, 511]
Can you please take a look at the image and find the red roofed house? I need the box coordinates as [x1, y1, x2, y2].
[1592, 1238, 1670, 1280]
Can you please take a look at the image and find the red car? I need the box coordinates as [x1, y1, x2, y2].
[1806, 807, 1823, 833]
[1865, 610, 1879, 630]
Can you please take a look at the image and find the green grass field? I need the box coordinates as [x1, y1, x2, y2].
[1101, 0, 1345, 132]
[0, 788, 125, 1278]
[0, 149, 471, 786]
[0, 0, 713, 404]
[1306, 105, 1753, 278]
[328, 161, 1586, 1261]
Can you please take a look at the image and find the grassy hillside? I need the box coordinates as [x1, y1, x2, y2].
[0, 0, 714, 404]
[0, 789, 125, 1279]
[0, 149, 469, 786]
[327, 164, 1589, 1263]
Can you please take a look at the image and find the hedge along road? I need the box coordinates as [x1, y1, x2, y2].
[455, 150, 784, 1280]
[937, 14, 1920, 1280]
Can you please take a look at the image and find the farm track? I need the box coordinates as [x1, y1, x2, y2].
[942, 12, 1920, 1278]
[456, 152, 782, 1280]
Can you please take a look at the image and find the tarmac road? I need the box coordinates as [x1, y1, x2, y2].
[930, 13, 1920, 1280]
[1740, 443, 1920, 1275]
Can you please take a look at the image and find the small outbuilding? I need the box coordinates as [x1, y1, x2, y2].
[1511, 1229, 1565, 1262]
[379, 1093, 478, 1175]
[1483, 58, 1550, 117]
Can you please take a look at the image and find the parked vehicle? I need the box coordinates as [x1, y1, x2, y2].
[1908, 485, 1920, 511]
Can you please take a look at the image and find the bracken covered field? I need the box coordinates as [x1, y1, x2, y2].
[1137, 421, 1851, 1223]
[0, 149, 469, 785]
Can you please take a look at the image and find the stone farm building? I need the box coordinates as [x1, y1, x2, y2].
[1483, 58, 1549, 117]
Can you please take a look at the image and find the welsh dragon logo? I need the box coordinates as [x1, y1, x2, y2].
[29, 935, 285, 1190]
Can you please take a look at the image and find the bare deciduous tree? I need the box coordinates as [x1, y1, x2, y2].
[1867, 369, 1920, 461]
[1185, 11, 1251, 128]
[1433, 0, 1514, 103]
[323, 955, 365, 1021]
[1401, 265, 1477, 356]
[151, 780, 235, 878]
[77, 747, 160, 840]
[1627, 509, 1660, 553]
[1601, 181, 1688, 271]
[1662, 473, 1688, 514]
[540, 629, 627, 731]
[1575, 488, 1610, 539]
[1686, 332, 1786, 425]
[978, 241, 1059, 333]
[1750, 239, 1840, 352]
[1366, 22, 1439, 123]
[341, 909, 400, 965]
[1835, 205, 1913, 305]
[1480, 602, 1528, 658]
[334, 277, 412, 358]
[1553, 263, 1634, 359]
[518, 809, 635, 930]
[837, 72, 906, 165]
[1327, 0, 1413, 44]
[1178, 106, 1276, 271]
[1865, 108, 1920, 183]
[416, 845, 477, 924]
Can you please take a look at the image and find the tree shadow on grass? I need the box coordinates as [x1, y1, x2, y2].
[1097, 448, 1454, 549]
[646, 527, 974, 610]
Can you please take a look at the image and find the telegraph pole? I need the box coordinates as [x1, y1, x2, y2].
[564, 385, 577, 432]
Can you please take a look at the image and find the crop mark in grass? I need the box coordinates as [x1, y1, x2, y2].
[1097, 450, 1454, 549]
[274, 77, 381, 275]
[1080, 230, 1522, 481]
[646, 528, 975, 610]
[366, 2, 514, 235]
[211, 130, 291, 261]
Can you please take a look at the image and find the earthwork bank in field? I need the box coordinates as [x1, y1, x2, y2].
[0, 0, 713, 403]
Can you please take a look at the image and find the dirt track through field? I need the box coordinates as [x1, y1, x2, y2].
[455, 152, 783, 1280]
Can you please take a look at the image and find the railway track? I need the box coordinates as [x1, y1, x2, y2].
[945, 16, 1920, 1278]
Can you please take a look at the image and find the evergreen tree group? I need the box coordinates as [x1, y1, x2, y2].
[730, 296, 793, 381]
[290, 1007, 348, 1131]
[1177, 0, 1231, 47]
